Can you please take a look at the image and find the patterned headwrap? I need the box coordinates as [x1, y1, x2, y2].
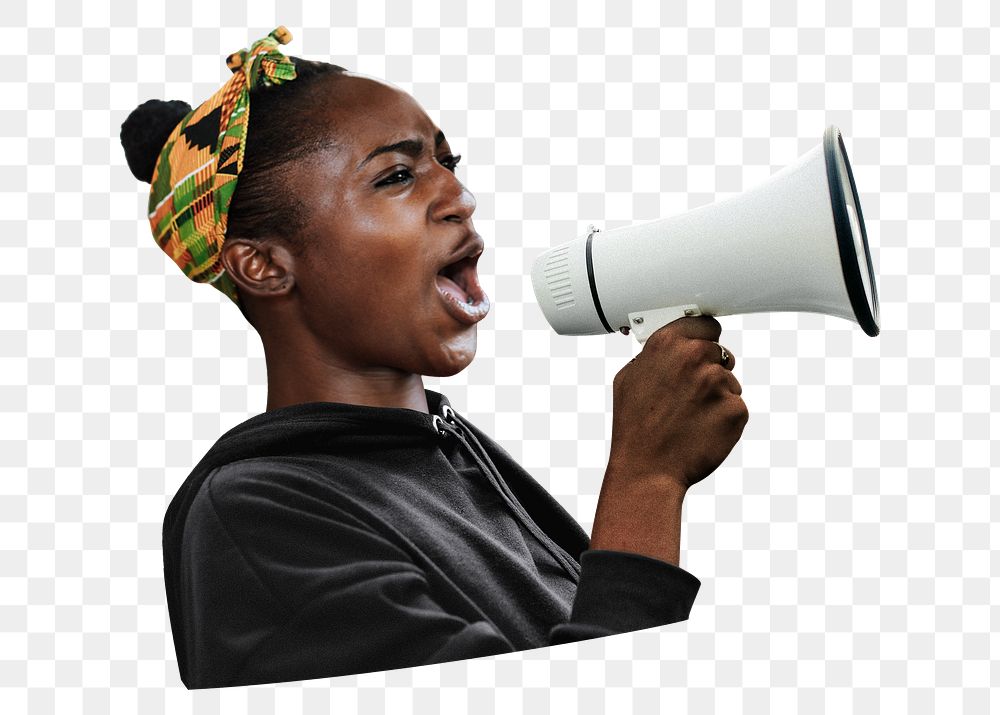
[146, 26, 298, 309]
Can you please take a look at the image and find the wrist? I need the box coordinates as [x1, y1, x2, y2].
[590, 465, 689, 566]
[603, 461, 690, 501]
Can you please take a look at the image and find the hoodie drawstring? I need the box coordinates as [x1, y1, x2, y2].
[430, 402, 581, 579]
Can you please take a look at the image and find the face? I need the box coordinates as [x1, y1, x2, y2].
[265, 73, 490, 377]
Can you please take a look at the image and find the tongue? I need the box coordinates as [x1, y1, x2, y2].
[436, 274, 470, 303]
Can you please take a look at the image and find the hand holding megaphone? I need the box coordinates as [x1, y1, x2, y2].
[531, 127, 880, 343]
[608, 315, 748, 489]
[589, 314, 749, 564]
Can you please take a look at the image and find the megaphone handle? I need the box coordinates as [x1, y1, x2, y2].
[626, 304, 703, 344]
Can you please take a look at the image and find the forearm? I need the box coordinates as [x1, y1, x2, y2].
[588, 463, 688, 566]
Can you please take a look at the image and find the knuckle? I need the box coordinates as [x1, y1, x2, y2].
[715, 368, 739, 399]
[692, 315, 722, 341]
[728, 373, 744, 396]
[694, 363, 716, 393]
[681, 339, 705, 365]
[645, 325, 675, 350]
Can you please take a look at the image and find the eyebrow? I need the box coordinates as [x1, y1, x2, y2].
[356, 130, 447, 172]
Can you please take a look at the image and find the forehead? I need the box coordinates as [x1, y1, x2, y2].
[320, 74, 440, 151]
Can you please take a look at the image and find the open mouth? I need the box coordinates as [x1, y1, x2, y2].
[436, 255, 483, 305]
[435, 254, 490, 323]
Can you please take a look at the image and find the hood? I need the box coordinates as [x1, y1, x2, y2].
[164, 389, 456, 553]
[163, 387, 589, 578]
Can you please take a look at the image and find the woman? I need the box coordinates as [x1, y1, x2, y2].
[121, 28, 748, 689]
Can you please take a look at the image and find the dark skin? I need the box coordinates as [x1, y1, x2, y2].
[218, 71, 749, 567]
[220, 72, 484, 414]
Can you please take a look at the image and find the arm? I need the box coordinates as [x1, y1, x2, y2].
[589, 464, 688, 566]
[554, 465, 698, 643]
[575, 315, 749, 633]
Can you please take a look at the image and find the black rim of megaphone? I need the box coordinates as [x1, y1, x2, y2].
[823, 126, 880, 337]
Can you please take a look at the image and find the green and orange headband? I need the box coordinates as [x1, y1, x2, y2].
[147, 26, 297, 309]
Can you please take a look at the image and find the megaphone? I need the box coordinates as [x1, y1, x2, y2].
[531, 126, 879, 344]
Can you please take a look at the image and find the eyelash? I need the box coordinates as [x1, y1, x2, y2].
[376, 154, 463, 187]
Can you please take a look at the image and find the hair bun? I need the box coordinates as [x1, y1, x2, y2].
[120, 99, 192, 183]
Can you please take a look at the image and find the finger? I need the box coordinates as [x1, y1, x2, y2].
[692, 339, 736, 370]
[702, 357, 742, 396]
[648, 315, 722, 344]
[727, 393, 750, 431]
[718, 367, 743, 396]
[675, 315, 723, 343]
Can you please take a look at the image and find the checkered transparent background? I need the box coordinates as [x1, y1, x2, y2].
[1, 0, 995, 712]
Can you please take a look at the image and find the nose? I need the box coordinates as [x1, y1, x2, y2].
[430, 166, 476, 223]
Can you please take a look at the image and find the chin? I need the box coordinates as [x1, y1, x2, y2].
[423, 334, 477, 377]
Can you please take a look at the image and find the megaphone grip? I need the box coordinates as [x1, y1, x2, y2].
[627, 305, 703, 344]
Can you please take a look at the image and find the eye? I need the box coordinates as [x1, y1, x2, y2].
[374, 154, 463, 188]
[439, 153, 462, 172]
[375, 168, 414, 187]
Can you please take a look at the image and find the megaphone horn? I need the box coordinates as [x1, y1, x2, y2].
[531, 126, 880, 343]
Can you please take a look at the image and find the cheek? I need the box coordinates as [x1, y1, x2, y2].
[311, 243, 431, 316]
[300, 201, 431, 309]
[346, 229, 430, 292]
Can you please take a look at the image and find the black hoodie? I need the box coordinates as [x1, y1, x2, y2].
[163, 389, 700, 688]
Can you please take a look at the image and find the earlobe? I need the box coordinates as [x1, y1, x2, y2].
[221, 238, 294, 298]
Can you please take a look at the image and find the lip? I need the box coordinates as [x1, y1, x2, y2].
[434, 229, 489, 326]
[435, 274, 491, 326]
[438, 231, 485, 271]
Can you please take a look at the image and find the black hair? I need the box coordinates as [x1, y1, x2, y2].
[120, 57, 348, 317]
[224, 58, 348, 247]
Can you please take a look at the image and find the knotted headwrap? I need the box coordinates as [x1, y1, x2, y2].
[147, 26, 298, 308]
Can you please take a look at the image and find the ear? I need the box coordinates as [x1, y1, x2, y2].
[220, 237, 296, 299]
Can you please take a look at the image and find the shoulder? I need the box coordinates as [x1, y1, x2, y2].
[206, 455, 330, 495]
[182, 457, 400, 555]
[190, 456, 362, 524]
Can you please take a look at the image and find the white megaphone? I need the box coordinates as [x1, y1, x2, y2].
[531, 126, 879, 344]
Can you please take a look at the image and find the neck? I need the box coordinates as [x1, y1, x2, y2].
[260, 342, 429, 415]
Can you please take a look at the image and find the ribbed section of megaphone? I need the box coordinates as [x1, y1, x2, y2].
[540, 244, 575, 309]
[531, 232, 610, 335]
